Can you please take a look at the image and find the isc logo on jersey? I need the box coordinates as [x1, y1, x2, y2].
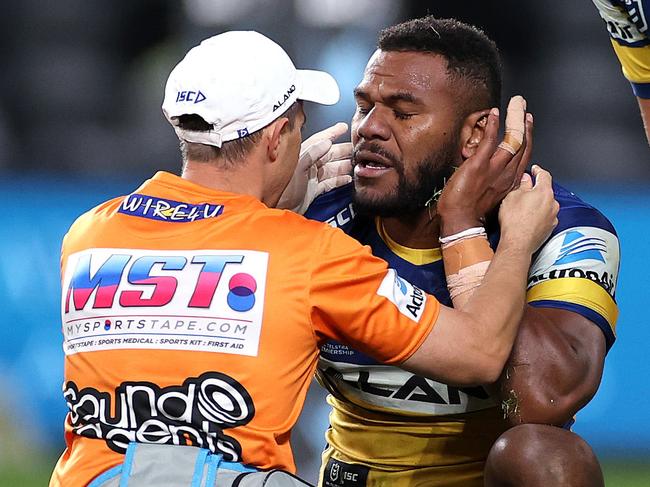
[377, 269, 426, 322]
[528, 226, 619, 295]
[61, 248, 268, 356]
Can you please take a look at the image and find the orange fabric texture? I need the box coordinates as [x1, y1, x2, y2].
[51, 172, 438, 486]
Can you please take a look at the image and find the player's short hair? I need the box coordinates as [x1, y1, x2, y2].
[178, 101, 302, 166]
[378, 16, 502, 115]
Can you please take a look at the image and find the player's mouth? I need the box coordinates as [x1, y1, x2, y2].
[353, 150, 394, 178]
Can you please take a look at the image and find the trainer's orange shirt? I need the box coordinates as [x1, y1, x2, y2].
[50, 172, 439, 486]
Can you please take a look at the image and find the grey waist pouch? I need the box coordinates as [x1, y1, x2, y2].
[88, 442, 314, 487]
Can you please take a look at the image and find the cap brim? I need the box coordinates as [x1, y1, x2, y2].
[296, 69, 340, 106]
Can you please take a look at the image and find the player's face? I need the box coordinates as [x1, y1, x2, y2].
[351, 50, 463, 217]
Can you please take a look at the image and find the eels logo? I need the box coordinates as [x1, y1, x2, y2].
[553, 230, 606, 266]
[227, 273, 257, 312]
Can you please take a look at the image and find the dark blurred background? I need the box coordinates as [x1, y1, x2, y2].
[0, 1, 648, 485]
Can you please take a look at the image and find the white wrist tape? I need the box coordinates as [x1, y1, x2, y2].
[439, 226, 486, 245]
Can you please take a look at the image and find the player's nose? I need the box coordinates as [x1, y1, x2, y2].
[355, 106, 391, 142]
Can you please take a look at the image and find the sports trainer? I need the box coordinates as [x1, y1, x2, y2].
[306, 17, 620, 487]
[49, 31, 557, 487]
[593, 0, 650, 143]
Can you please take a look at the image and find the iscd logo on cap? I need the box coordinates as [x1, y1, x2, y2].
[227, 273, 257, 312]
[176, 90, 207, 104]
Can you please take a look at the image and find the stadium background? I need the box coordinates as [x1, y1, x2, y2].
[0, 1, 648, 485]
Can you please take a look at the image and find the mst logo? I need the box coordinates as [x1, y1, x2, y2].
[64, 253, 255, 313]
[65, 372, 254, 459]
[62, 249, 268, 356]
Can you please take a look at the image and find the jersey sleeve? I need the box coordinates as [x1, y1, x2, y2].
[593, 0, 650, 97]
[526, 193, 620, 351]
[308, 225, 439, 365]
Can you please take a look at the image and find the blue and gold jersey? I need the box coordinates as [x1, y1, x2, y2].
[306, 182, 619, 478]
[593, 0, 650, 97]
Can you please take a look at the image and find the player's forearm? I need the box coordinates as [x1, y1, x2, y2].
[499, 307, 606, 426]
[445, 239, 531, 382]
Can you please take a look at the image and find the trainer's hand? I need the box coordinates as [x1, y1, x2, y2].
[277, 122, 352, 214]
[437, 96, 533, 237]
[499, 165, 559, 255]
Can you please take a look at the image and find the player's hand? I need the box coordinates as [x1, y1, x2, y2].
[277, 122, 352, 214]
[499, 165, 559, 254]
[437, 96, 533, 237]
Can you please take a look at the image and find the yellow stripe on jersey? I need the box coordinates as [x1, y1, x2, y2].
[527, 277, 618, 332]
[376, 218, 442, 265]
[611, 41, 650, 84]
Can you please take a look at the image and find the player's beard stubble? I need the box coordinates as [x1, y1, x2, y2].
[352, 135, 459, 218]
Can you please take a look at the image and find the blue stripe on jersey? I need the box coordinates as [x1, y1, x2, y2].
[632, 81, 650, 98]
[528, 299, 616, 351]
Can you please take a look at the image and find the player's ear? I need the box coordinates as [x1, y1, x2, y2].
[460, 109, 491, 159]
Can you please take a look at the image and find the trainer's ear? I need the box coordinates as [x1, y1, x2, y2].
[460, 109, 491, 159]
[265, 117, 289, 162]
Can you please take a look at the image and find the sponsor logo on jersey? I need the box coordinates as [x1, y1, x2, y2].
[528, 226, 619, 296]
[376, 269, 426, 322]
[319, 359, 494, 415]
[323, 458, 369, 487]
[594, 0, 649, 45]
[528, 268, 616, 294]
[61, 248, 268, 356]
[325, 203, 355, 229]
[64, 372, 253, 459]
[119, 194, 223, 223]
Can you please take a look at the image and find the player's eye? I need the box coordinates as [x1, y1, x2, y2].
[356, 104, 371, 115]
[393, 110, 413, 120]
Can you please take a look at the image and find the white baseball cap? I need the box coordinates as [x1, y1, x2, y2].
[162, 31, 340, 147]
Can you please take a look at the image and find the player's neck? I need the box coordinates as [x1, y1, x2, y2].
[380, 207, 441, 249]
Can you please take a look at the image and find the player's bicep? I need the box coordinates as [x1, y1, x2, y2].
[499, 306, 607, 424]
[522, 306, 606, 388]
